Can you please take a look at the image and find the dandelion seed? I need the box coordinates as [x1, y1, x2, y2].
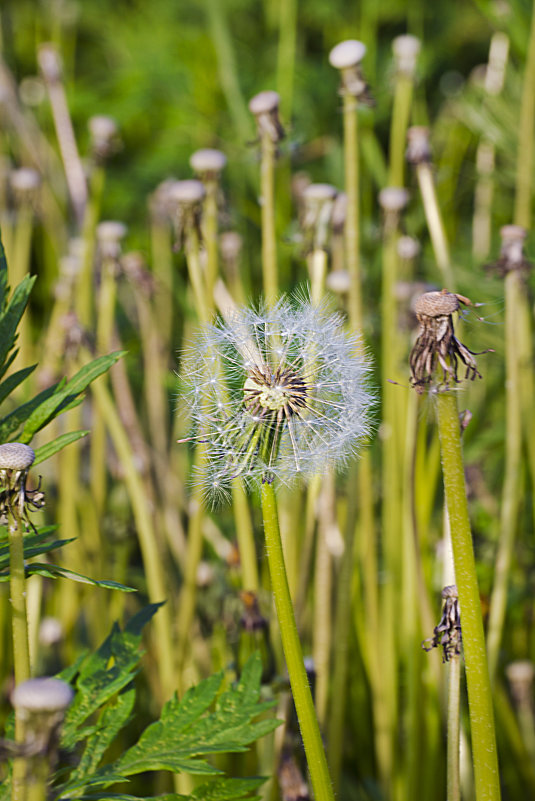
[178, 294, 373, 501]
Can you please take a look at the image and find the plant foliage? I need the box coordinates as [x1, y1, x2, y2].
[1, 605, 279, 801]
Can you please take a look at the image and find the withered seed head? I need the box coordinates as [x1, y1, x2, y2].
[0, 443, 35, 471]
[410, 290, 483, 394]
[406, 126, 431, 165]
[422, 584, 462, 662]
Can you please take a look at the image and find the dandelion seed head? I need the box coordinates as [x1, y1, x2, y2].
[179, 294, 374, 501]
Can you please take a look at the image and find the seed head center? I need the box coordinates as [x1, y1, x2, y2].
[243, 366, 308, 415]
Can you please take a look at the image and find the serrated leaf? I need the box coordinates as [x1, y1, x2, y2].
[18, 351, 125, 441]
[33, 430, 90, 464]
[0, 274, 35, 373]
[63, 687, 136, 787]
[190, 777, 265, 800]
[0, 364, 36, 406]
[61, 605, 162, 748]
[114, 653, 279, 778]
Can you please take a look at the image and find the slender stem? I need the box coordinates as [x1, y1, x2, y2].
[343, 93, 362, 332]
[513, 0, 535, 230]
[260, 132, 278, 306]
[416, 164, 454, 289]
[436, 390, 501, 801]
[486, 270, 523, 681]
[447, 655, 462, 801]
[89, 374, 176, 701]
[232, 479, 258, 592]
[389, 73, 414, 188]
[261, 480, 335, 801]
[8, 490, 31, 801]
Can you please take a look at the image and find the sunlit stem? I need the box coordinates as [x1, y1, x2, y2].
[261, 479, 335, 801]
[436, 389, 501, 801]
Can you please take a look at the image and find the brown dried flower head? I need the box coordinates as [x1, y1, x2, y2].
[409, 290, 483, 394]
[422, 584, 462, 662]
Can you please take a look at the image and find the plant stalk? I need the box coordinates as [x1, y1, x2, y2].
[261, 479, 335, 801]
[436, 390, 501, 801]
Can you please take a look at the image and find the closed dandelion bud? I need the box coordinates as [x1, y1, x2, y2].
[301, 183, 337, 251]
[378, 186, 409, 232]
[397, 235, 420, 262]
[37, 43, 62, 83]
[506, 660, 535, 709]
[326, 269, 351, 295]
[490, 224, 532, 277]
[96, 221, 127, 261]
[0, 443, 45, 526]
[0, 443, 35, 472]
[392, 34, 421, 77]
[406, 126, 431, 165]
[249, 90, 285, 143]
[190, 148, 227, 180]
[409, 290, 484, 393]
[329, 40, 369, 99]
[11, 678, 73, 770]
[11, 677, 73, 717]
[88, 115, 120, 161]
[168, 179, 205, 249]
[10, 167, 40, 200]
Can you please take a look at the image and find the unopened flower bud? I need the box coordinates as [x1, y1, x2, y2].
[97, 221, 128, 261]
[11, 677, 73, 716]
[0, 443, 35, 472]
[329, 40, 369, 99]
[406, 126, 431, 165]
[37, 44, 62, 83]
[249, 91, 285, 143]
[89, 115, 120, 160]
[190, 148, 227, 179]
[392, 35, 421, 77]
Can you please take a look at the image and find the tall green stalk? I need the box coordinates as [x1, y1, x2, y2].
[261, 480, 335, 801]
[436, 390, 501, 801]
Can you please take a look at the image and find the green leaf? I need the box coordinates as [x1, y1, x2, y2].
[33, 430, 90, 464]
[0, 274, 35, 374]
[0, 235, 8, 310]
[65, 687, 136, 786]
[20, 563, 136, 591]
[0, 527, 67, 573]
[0, 364, 37, 406]
[61, 604, 162, 749]
[190, 777, 265, 800]
[0, 381, 60, 441]
[114, 653, 279, 778]
[18, 351, 125, 442]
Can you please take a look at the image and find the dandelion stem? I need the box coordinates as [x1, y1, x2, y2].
[343, 92, 362, 331]
[7, 495, 31, 801]
[261, 479, 335, 801]
[260, 131, 278, 306]
[447, 653, 462, 801]
[436, 389, 501, 801]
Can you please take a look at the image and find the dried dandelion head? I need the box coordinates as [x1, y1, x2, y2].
[422, 584, 462, 663]
[409, 290, 483, 394]
[0, 443, 45, 528]
[178, 294, 373, 503]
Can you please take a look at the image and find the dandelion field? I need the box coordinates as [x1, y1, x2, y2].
[0, 1, 534, 800]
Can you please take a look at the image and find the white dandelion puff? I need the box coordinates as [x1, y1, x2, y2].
[178, 294, 374, 500]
